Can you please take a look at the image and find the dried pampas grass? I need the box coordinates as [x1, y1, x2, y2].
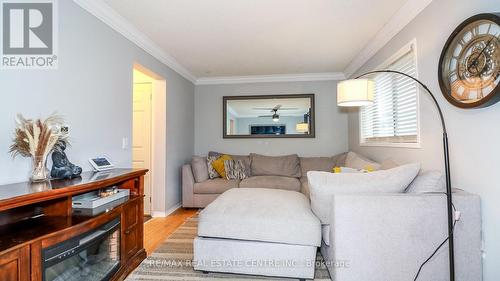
[9, 113, 68, 160]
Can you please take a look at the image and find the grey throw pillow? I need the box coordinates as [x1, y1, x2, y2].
[405, 170, 445, 193]
[206, 156, 220, 179]
[308, 163, 420, 224]
[224, 159, 249, 180]
[191, 156, 209, 182]
[208, 151, 223, 158]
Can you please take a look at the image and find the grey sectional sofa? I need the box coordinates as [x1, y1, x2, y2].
[183, 152, 482, 281]
[182, 152, 347, 208]
[320, 190, 482, 281]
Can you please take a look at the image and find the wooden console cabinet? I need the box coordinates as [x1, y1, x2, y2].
[0, 169, 148, 281]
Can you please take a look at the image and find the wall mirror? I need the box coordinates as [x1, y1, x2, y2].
[223, 94, 315, 138]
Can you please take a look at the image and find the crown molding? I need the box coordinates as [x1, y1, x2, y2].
[73, 0, 197, 83]
[195, 72, 346, 85]
[74, 0, 431, 85]
[343, 0, 433, 78]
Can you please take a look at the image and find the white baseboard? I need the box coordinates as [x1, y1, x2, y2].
[151, 211, 165, 218]
[151, 203, 181, 218]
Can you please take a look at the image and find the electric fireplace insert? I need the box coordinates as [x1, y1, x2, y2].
[42, 217, 121, 281]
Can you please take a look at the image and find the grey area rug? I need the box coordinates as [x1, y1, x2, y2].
[127, 215, 332, 281]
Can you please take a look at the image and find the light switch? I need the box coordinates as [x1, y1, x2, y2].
[122, 137, 129, 149]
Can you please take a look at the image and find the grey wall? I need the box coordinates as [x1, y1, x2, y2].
[0, 0, 195, 212]
[347, 0, 500, 279]
[195, 81, 348, 156]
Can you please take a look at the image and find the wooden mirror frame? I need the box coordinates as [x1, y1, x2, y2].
[223, 94, 315, 139]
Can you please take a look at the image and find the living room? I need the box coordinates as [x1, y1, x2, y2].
[0, 0, 498, 281]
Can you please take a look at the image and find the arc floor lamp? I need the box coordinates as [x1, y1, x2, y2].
[337, 70, 455, 281]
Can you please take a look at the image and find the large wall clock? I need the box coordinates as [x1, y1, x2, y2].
[438, 13, 500, 108]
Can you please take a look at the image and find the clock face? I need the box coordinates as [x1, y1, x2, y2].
[439, 13, 500, 108]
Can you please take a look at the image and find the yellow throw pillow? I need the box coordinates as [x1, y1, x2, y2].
[332, 166, 370, 173]
[212, 155, 232, 178]
[364, 165, 376, 172]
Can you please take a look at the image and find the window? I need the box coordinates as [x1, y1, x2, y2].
[360, 42, 419, 147]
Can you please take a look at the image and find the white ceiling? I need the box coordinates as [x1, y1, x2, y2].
[100, 0, 418, 79]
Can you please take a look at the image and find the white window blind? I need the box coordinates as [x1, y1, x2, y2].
[360, 46, 419, 145]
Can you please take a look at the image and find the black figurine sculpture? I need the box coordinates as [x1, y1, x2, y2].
[50, 141, 82, 179]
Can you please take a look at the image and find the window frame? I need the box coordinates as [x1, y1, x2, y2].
[359, 39, 421, 149]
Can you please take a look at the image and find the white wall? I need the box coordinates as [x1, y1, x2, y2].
[347, 1, 500, 280]
[0, 0, 195, 212]
[195, 81, 348, 156]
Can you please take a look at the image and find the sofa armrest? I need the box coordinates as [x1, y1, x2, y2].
[326, 192, 481, 281]
[182, 164, 195, 207]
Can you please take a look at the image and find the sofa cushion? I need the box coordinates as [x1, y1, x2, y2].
[191, 156, 209, 183]
[406, 170, 445, 193]
[239, 176, 301, 191]
[300, 177, 310, 198]
[194, 178, 239, 194]
[345, 151, 381, 171]
[198, 188, 321, 246]
[250, 153, 301, 177]
[307, 163, 420, 224]
[300, 157, 335, 175]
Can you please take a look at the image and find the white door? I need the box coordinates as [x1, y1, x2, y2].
[133, 83, 152, 215]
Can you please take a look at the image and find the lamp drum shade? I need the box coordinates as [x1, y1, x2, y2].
[337, 79, 375, 107]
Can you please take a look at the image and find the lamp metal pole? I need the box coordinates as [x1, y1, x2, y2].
[354, 70, 455, 281]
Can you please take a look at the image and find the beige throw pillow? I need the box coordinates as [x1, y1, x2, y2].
[345, 151, 381, 171]
[379, 158, 399, 170]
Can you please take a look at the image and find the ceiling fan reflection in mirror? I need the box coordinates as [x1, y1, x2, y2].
[256, 104, 299, 122]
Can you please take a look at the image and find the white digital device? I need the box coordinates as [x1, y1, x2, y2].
[89, 157, 114, 171]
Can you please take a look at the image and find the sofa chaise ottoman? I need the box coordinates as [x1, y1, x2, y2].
[193, 188, 322, 280]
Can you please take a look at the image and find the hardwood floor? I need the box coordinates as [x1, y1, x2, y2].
[143, 208, 198, 255]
